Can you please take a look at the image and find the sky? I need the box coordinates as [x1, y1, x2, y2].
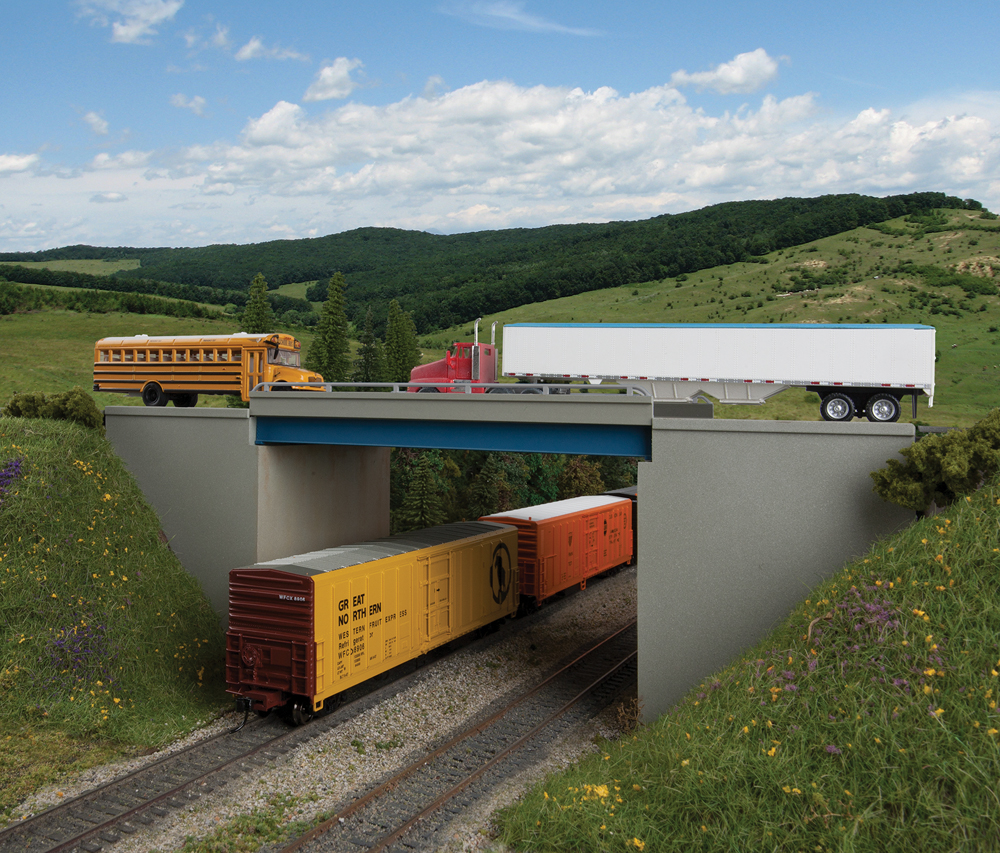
[1, 0, 998, 252]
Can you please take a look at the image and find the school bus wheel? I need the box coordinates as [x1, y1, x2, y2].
[141, 383, 168, 407]
[170, 393, 199, 408]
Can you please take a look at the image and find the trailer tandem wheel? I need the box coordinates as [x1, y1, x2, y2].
[820, 392, 855, 422]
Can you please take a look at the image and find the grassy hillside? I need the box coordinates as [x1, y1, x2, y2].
[425, 209, 1000, 428]
[499, 461, 1000, 851]
[12, 259, 141, 275]
[2, 193, 974, 332]
[0, 419, 225, 822]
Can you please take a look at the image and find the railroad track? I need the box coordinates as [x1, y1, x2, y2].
[0, 583, 633, 853]
[278, 620, 637, 853]
[0, 712, 292, 853]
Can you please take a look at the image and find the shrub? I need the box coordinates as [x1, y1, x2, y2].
[3, 387, 104, 432]
[870, 408, 1000, 511]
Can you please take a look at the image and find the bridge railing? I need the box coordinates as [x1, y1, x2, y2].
[252, 381, 651, 396]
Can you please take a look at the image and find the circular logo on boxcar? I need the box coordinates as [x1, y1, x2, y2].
[490, 542, 512, 604]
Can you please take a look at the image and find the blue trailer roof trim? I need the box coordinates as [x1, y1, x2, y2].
[503, 323, 935, 331]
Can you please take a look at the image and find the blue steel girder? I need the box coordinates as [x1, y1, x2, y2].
[248, 392, 667, 458]
[253, 415, 652, 458]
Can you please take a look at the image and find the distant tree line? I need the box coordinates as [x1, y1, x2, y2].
[0, 264, 315, 321]
[0, 192, 976, 333]
[0, 278, 219, 319]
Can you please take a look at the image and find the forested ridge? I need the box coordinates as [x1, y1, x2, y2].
[0, 192, 976, 332]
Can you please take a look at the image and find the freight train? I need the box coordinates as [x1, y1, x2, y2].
[226, 493, 635, 723]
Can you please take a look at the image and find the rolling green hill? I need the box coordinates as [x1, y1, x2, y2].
[0, 192, 981, 333]
[3, 200, 998, 426]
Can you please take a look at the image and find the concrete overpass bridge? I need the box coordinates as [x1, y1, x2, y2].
[105, 388, 914, 721]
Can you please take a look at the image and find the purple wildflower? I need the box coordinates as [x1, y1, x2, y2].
[0, 456, 24, 508]
[826, 745, 843, 755]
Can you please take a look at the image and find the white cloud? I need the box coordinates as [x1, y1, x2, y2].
[83, 111, 110, 135]
[303, 58, 364, 102]
[670, 48, 782, 95]
[91, 192, 128, 203]
[0, 154, 39, 174]
[235, 36, 308, 62]
[91, 150, 153, 169]
[442, 1, 601, 36]
[77, 0, 184, 44]
[171, 93, 207, 116]
[423, 75, 449, 100]
[3, 52, 999, 250]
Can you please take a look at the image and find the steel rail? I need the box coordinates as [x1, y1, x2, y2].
[279, 619, 637, 853]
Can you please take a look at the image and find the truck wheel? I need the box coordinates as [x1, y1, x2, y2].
[283, 700, 314, 727]
[141, 383, 168, 407]
[417, 387, 441, 393]
[866, 393, 901, 423]
[820, 392, 855, 422]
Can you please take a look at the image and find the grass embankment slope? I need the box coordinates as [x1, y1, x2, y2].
[499, 466, 1000, 851]
[0, 418, 225, 823]
[430, 208, 1000, 428]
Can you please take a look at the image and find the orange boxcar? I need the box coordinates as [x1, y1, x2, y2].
[481, 495, 633, 607]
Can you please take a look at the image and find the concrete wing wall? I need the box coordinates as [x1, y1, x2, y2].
[105, 407, 390, 623]
[637, 418, 915, 721]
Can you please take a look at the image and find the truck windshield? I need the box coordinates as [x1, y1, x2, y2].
[268, 348, 301, 367]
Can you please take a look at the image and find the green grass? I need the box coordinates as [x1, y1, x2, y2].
[0, 419, 226, 823]
[498, 467, 1000, 851]
[10, 259, 141, 274]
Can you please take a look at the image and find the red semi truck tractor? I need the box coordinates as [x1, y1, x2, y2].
[408, 320, 499, 392]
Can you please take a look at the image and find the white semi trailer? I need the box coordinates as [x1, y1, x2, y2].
[499, 323, 936, 422]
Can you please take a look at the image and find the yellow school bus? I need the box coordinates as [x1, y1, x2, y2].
[93, 333, 323, 406]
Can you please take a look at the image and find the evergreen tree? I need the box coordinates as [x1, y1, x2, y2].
[466, 452, 530, 517]
[395, 452, 447, 531]
[557, 457, 605, 500]
[305, 272, 351, 381]
[352, 306, 389, 384]
[384, 298, 420, 383]
[467, 453, 505, 519]
[240, 272, 274, 333]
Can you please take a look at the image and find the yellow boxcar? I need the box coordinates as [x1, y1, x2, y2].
[226, 521, 518, 722]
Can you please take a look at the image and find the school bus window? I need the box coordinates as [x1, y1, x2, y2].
[136, 351, 146, 362]
[176, 351, 186, 362]
[162, 351, 172, 362]
[190, 350, 200, 362]
[218, 350, 229, 362]
[149, 350, 159, 362]
[99, 351, 109, 363]
[111, 350, 122, 363]
[267, 348, 301, 367]
[204, 350, 215, 362]
[124, 350, 134, 363]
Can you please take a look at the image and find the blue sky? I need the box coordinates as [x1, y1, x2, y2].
[1, 0, 998, 251]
